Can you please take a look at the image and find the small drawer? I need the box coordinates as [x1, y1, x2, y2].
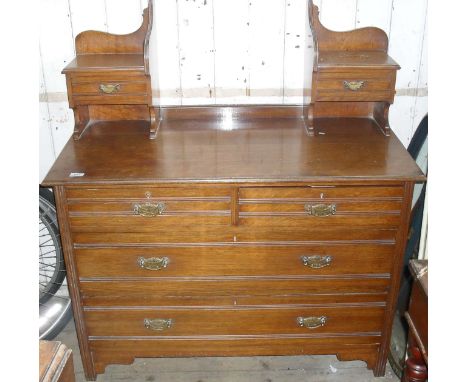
[84, 305, 386, 337]
[239, 186, 403, 229]
[67, 187, 232, 233]
[74, 244, 395, 278]
[69, 73, 149, 105]
[66, 187, 232, 200]
[239, 186, 404, 200]
[72, 81, 148, 96]
[315, 69, 396, 102]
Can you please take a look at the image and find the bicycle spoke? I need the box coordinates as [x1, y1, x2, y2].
[39, 248, 58, 256]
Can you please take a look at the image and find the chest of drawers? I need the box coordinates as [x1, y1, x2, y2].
[43, 112, 424, 380]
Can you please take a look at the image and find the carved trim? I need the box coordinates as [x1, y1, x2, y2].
[149, 106, 161, 139]
[304, 104, 315, 136]
[373, 102, 391, 137]
[308, 0, 388, 54]
[73, 106, 91, 140]
[337, 349, 378, 371]
[144, 0, 154, 75]
[75, 0, 153, 56]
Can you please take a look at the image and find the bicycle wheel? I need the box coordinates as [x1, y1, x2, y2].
[39, 187, 72, 339]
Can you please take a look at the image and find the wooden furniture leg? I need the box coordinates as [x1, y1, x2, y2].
[402, 331, 428, 382]
[73, 106, 90, 140]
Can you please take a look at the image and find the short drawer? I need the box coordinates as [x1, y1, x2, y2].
[69, 73, 149, 105]
[315, 69, 396, 102]
[239, 185, 404, 200]
[66, 187, 232, 232]
[239, 186, 403, 228]
[72, 81, 148, 96]
[75, 244, 395, 278]
[84, 305, 386, 337]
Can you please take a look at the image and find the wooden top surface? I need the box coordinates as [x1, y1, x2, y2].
[62, 54, 145, 73]
[318, 51, 400, 69]
[43, 114, 424, 186]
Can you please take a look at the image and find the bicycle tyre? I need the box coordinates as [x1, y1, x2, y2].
[39, 187, 73, 339]
[39, 187, 66, 301]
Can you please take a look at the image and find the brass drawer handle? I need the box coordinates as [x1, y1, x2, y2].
[143, 318, 173, 331]
[133, 202, 166, 216]
[304, 203, 336, 217]
[297, 316, 327, 329]
[99, 83, 121, 94]
[138, 256, 169, 271]
[343, 80, 365, 91]
[301, 255, 333, 269]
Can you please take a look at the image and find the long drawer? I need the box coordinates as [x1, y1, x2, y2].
[239, 186, 403, 228]
[72, 227, 398, 246]
[75, 244, 395, 278]
[79, 277, 391, 306]
[79, 292, 388, 308]
[66, 187, 232, 232]
[84, 305, 385, 337]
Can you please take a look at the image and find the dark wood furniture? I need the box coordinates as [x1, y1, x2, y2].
[62, 0, 159, 140]
[42, 106, 424, 380]
[305, 0, 400, 136]
[39, 340, 75, 382]
[42, 2, 425, 381]
[402, 260, 428, 381]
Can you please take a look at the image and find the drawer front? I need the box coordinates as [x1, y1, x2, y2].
[78, 291, 388, 308]
[72, 227, 398, 245]
[239, 185, 404, 200]
[239, 186, 403, 229]
[84, 305, 385, 337]
[70, 73, 149, 105]
[315, 70, 396, 102]
[79, 277, 391, 305]
[72, 81, 147, 96]
[66, 187, 232, 232]
[75, 244, 395, 278]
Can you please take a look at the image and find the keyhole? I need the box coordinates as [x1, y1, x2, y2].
[320, 193, 324, 199]
[145, 191, 151, 199]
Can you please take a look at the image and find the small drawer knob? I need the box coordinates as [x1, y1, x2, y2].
[99, 83, 121, 94]
[343, 80, 365, 91]
[301, 255, 333, 269]
[304, 203, 336, 217]
[138, 256, 169, 271]
[143, 318, 173, 331]
[297, 316, 327, 329]
[133, 202, 166, 216]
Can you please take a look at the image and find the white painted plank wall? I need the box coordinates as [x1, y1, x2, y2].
[39, 0, 428, 181]
[212, 0, 250, 104]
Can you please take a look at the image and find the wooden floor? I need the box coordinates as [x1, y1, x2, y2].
[56, 320, 398, 382]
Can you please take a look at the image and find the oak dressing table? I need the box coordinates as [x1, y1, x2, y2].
[42, 1, 425, 380]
